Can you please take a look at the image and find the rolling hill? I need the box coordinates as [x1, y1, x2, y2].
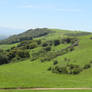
[0, 28, 53, 44]
[0, 28, 92, 89]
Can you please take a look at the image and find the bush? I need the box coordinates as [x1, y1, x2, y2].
[17, 40, 38, 50]
[0, 53, 9, 65]
[29, 42, 37, 49]
[42, 42, 48, 47]
[7, 49, 30, 61]
[90, 37, 92, 40]
[16, 50, 30, 58]
[48, 67, 52, 71]
[83, 64, 91, 69]
[61, 38, 73, 44]
[72, 68, 82, 74]
[36, 40, 41, 45]
[11, 46, 16, 50]
[90, 61, 92, 64]
[52, 65, 67, 74]
[70, 47, 74, 51]
[8, 50, 16, 60]
[44, 46, 51, 51]
[53, 60, 58, 65]
[48, 40, 53, 46]
[54, 40, 60, 46]
[50, 64, 82, 75]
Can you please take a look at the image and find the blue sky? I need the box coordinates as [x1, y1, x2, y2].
[0, 0, 92, 33]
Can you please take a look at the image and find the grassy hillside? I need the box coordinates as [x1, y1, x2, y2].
[0, 28, 92, 88]
[0, 58, 92, 88]
[55, 35, 92, 65]
[0, 43, 18, 50]
[0, 28, 53, 44]
[0, 28, 91, 44]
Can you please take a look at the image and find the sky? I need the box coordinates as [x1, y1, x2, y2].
[0, 0, 92, 34]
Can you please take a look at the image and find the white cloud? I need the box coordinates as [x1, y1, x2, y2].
[18, 4, 81, 13]
[56, 9, 81, 12]
[18, 4, 33, 8]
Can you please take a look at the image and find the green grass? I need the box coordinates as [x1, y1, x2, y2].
[0, 43, 18, 50]
[0, 58, 92, 88]
[56, 35, 92, 65]
[0, 29, 92, 88]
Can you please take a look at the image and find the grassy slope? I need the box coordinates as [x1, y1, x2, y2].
[0, 29, 92, 88]
[0, 43, 18, 50]
[56, 35, 92, 65]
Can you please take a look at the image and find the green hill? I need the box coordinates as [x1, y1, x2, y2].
[0, 28, 92, 88]
[0, 28, 53, 44]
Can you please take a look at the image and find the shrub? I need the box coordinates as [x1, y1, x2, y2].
[53, 60, 58, 65]
[50, 64, 82, 75]
[11, 46, 16, 50]
[67, 65, 82, 75]
[8, 50, 16, 60]
[61, 38, 75, 44]
[70, 47, 74, 51]
[0, 53, 9, 65]
[16, 50, 30, 58]
[42, 42, 48, 47]
[44, 46, 51, 51]
[29, 42, 37, 49]
[54, 40, 60, 46]
[61, 38, 70, 44]
[90, 37, 92, 39]
[72, 68, 82, 75]
[48, 40, 53, 46]
[8, 49, 30, 61]
[17, 40, 38, 50]
[48, 67, 52, 71]
[36, 40, 41, 45]
[51, 65, 67, 74]
[83, 64, 91, 69]
[90, 61, 92, 64]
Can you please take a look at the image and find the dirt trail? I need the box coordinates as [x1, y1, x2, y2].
[0, 88, 92, 90]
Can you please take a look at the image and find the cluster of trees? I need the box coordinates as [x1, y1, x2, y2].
[61, 37, 78, 44]
[48, 59, 92, 75]
[0, 53, 9, 65]
[30, 37, 79, 62]
[17, 40, 41, 50]
[31, 39, 61, 61]
[40, 38, 78, 62]
[42, 37, 78, 48]
[0, 28, 52, 44]
[7, 49, 30, 60]
[50, 64, 82, 75]
[65, 32, 91, 36]
[0, 39, 43, 65]
[0, 48, 30, 65]
[0, 37, 78, 65]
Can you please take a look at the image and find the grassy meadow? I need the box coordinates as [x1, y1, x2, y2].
[0, 43, 18, 50]
[0, 29, 92, 89]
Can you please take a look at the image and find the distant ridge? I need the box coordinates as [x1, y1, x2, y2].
[0, 28, 52, 44]
[0, 35, 8, 40]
